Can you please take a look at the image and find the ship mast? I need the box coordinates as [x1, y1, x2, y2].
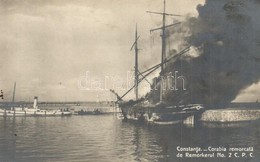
[111, 1, 186, 102]
[147, 0, 181, 102]
[161, 0, 166, 72]
[134, 25, 139, 100]
[12, 82, 16, 104]
[160, 0, 166, 102]
[130, 24, 140, 100]
[12, 82, 16, 110]
[147, 0, 181, 72]
[118, 47, 190, 100]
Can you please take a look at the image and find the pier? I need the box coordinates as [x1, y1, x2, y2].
[200, 109, 260, 122]
[0, 101, 117, 113]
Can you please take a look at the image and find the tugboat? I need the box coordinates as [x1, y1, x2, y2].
[0, 83, 72, 117]
[0, 97, 72, 117]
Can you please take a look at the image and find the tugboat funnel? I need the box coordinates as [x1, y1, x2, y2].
[33, 96, 38, 109]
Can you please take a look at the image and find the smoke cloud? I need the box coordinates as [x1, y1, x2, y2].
[148, 0, 260, 107]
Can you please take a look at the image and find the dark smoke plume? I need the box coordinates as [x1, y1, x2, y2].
[147, 0, 260, 107]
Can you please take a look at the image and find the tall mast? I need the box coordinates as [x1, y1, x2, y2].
[147, 0, 181, 103]
[134, 25, 139, 100]
[147, 0, 181, 73]
[117, 47, 190, 100]
[12, 82, 16, 110]
[161, 0, 166, 72]
[161, 0, 165, 104]
[130, 24, 140, 100]
[111, 1, 184, 102]
[12, 82, 16, 103]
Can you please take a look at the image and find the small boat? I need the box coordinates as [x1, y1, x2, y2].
[77, 108, 103, 115]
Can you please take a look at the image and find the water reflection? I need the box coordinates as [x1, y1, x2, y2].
[0, 116, 259, 162]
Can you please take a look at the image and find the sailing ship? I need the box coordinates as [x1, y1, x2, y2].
[0, 83, 72, 117]
[76, 94, 104, 115]
[110, 0, 204, 125]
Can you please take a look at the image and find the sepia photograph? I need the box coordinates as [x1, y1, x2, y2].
[0, 0, 259, 161]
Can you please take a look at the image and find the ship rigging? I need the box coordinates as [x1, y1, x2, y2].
[111, 0, 185, 102]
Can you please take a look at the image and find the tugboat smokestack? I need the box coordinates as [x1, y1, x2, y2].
[33, 96, 38, 109]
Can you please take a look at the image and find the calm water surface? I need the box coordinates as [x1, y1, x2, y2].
[0, 115, 259, 162]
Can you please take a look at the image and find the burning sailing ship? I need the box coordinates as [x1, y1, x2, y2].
[111, 0, 204, 125]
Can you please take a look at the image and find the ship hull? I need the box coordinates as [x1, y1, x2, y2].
[0, 108, 72, 117]
[120, 104, 204, 125]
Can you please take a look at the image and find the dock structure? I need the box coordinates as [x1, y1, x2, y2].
[200, 109, 260, 122]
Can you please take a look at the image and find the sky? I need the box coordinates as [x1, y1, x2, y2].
[0, 0, 206, 102]
[0, 0, 258, 102]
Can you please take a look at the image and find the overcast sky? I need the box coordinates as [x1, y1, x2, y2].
[0, 0, 207, 102]
[1, 0, 257, 102]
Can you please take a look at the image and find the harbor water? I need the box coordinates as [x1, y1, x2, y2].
[0, 114, 259, 162]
